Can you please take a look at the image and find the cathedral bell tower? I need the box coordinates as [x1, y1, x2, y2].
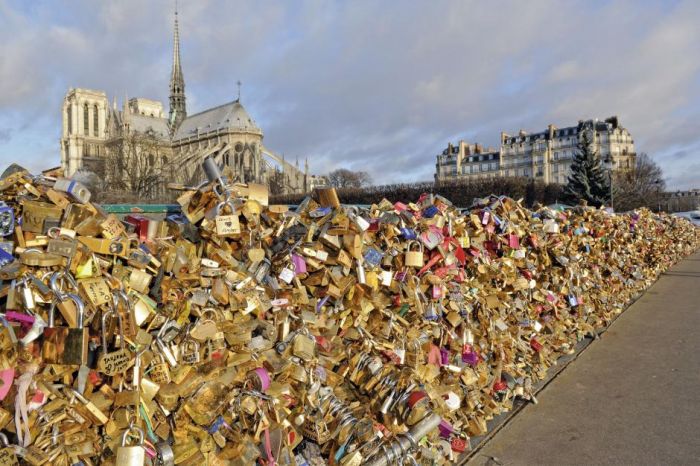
[169, 6, 186, 132]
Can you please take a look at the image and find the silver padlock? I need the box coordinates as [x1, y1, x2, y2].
[53, 178, 91, 204]
[346, 206, 370, 231]
[155, 440, 175, 466]
[115, 425, 146, 466]
[203, 156, 224, 185]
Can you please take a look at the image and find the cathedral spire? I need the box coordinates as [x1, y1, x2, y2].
[169, 2, 186, 130]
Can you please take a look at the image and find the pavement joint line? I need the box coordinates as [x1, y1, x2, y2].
[457, 251, 697, 465]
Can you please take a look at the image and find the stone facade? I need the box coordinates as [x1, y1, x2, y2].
[435, 116, 636, 184]
[59, 10, 318, 199]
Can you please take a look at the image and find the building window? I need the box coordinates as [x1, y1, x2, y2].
[93, 104, 99, 137]
[83, 103, 89, 134]
[67, 106, 72, 135]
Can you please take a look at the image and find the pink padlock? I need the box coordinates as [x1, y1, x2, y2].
[291, 253, 307, 275]
[6, 310, 35, 326]
[0, 368, 14, 400]
[509, 234, 520, 249]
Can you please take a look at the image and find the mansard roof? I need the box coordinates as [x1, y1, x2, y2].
[174, 99, 262, 141]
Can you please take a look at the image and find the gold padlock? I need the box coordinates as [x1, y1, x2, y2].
[42, 282, 87, 366]
[0, 432, 18, 466]
[292, 331, 316, 361]
[179, 339, 201, 365]
[0, 407, 12, 429]
[148, 354, 171, 384]
[214, 200, 240, 237]
[61, 293, 89, 366]
[98, 309, 131, 377]
[20, 200, 62, 234]
[405, 240, 425, 268]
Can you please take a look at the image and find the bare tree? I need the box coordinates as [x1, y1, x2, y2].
[268, 168, 287, 196]
[613, 153, 665, 211]
[328, 168, 372, 188]
[102, 129, 173, 202]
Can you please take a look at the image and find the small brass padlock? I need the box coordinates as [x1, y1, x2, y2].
[61, 293, 89, 365]
[190, 309, 219, 341]
[405, 240, 425, 268]
[0, 432, 18, 466]
[115, 425, 146, 466]
[98, 309, 131, 376]
[214, 199, 240, 237]
[180, 339, 201, 364]
[149, 353, 171, 384]
[42, 290, 87, 365]
[292, 331, 316, 362]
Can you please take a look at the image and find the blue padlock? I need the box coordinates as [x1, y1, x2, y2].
[400, 227, 417, 240]
[423, 205, 439, 219]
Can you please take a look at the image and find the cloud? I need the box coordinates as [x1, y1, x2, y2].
[0, 0, 699, 189]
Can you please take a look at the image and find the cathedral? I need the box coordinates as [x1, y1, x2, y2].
[59, 9, 322, 200]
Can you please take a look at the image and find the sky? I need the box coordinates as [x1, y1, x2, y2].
[1, 0, 699, 189]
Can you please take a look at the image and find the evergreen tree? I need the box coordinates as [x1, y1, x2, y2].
[564, 131, 611, 207]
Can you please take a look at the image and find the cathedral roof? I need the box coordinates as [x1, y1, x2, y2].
[174, 100, 262, 140]
[128, 114, 170, 139]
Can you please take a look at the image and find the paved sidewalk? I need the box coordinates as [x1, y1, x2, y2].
[467, 252, 700, 466]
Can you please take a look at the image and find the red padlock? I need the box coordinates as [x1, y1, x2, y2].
[451, 437, 468, 453]
[407, 391, 428, 409]
[493, 379, 507, 392]
[314, 335, 332, 353]
[530, 337, 543, 352]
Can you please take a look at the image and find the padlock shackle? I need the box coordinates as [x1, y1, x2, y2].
[49, 270, 78, 300]
[215, 199, 237, 216]
[63, 293, 86, 327]
[408, 240, 424, 252]
[199, 307, 219, 322]
[121, 424, 145, 447]
[111, 289, 131, 314]
[47, 301, 57, 328]
[0, 431, 9, 446]
[101, 308, 124, 351]
[213, 182, 231, 200]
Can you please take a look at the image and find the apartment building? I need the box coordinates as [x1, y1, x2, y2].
[435, 116, 636, 184]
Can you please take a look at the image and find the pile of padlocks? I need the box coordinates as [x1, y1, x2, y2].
[0, 160, 698, 466]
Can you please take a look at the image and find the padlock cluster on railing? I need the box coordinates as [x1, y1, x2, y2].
[0, 161, 698, 465]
